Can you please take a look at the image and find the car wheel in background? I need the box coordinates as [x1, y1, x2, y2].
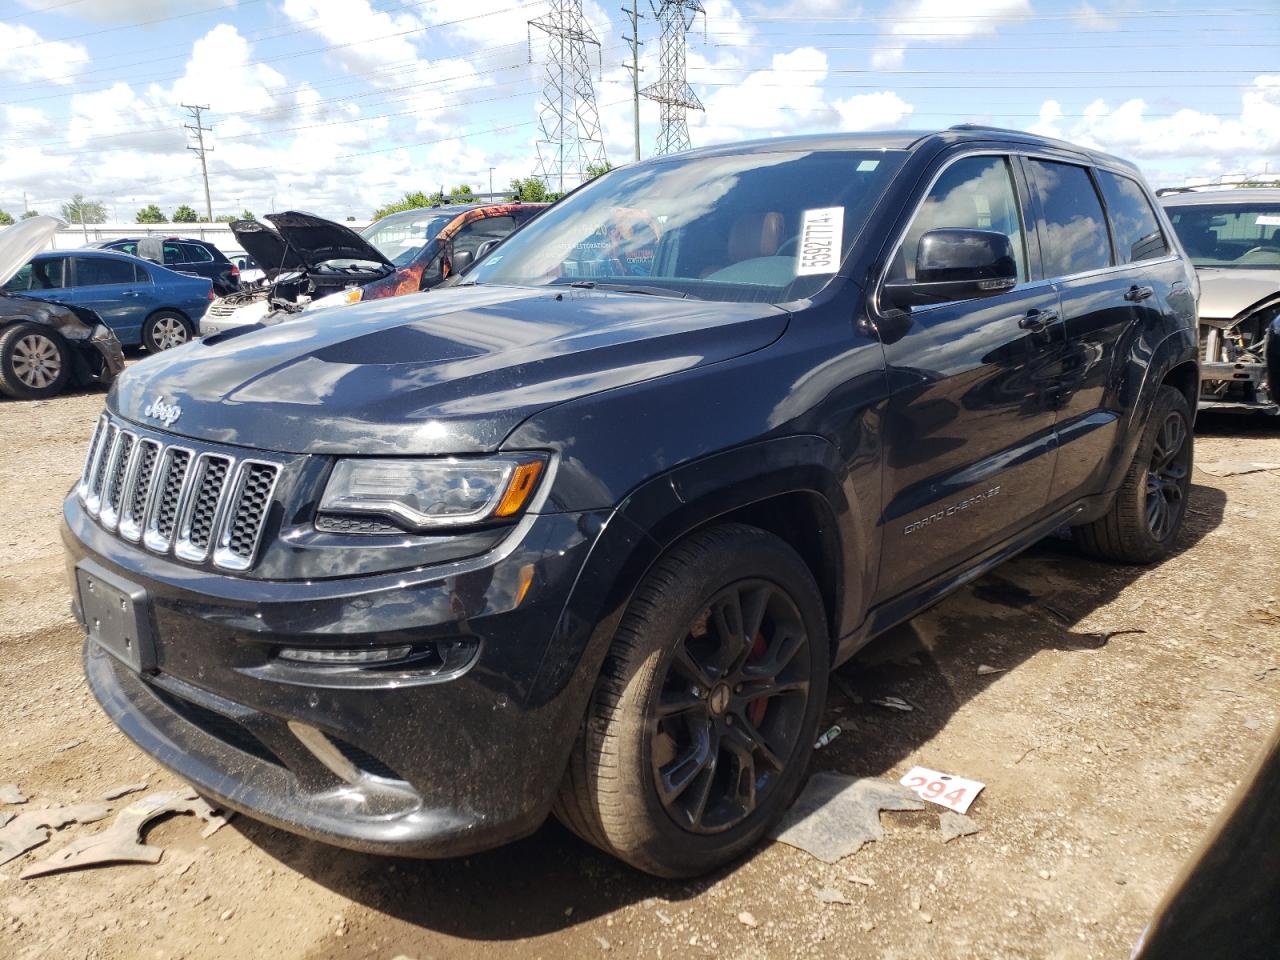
[1072, 384, 1194, 564]
[0, 322, 72, 400]
[554, 523, 830, 877]
[142, 312, 193, 352]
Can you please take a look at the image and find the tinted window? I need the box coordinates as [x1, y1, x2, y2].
[1027, 159, 1112, 277]
[1097, 171, 1167, 263]
[115, 242, 138, 256]
[890, 155, 1027, 283]
[1164, 202, 1280, 268]
[453, 216, 518, 257]
[133, 262, 152, 283]
[182, 243, 213, 263]
[162, 243, 184, 265]
[5, 258, 66, 290]
[75, 257, 136, 286]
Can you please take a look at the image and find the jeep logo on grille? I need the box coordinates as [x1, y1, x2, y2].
[143, 396, 182, 427]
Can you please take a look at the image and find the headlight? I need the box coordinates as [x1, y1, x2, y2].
[318, 455, 547, 531]
[309, 287, 363, 311]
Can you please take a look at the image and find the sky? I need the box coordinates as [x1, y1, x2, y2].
[0, 0, 1277, 222]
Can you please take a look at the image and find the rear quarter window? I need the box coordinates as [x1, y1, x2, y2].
[1026, 159, 1113, 277]
[1097, 170, 1168, 263]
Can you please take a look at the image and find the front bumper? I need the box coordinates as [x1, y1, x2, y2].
[84, 331, 125, 384]
[65, 496, 633, 857]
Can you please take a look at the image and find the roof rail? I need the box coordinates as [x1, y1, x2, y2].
[1154, 186, 1199, 196]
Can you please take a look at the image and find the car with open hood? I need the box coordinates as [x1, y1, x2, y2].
[1160, 188, 1280, 413]
[199, 204, 544, 336]
[0, 217, 125, 400]
[64, 127, 1198, 878]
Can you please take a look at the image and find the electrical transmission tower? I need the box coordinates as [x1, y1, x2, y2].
[641, 1, 703, 156]
[182, 104, 214, 222]
[529, 0, 607, 193]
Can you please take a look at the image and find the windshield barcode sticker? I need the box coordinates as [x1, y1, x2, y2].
[1256, 215, 1280, 226]
[796, 207, 844, 276]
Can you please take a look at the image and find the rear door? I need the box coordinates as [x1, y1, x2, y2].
[876, 152, 1065, 597]
[1021, 158, 1147, 502]
[70, 255, 149, 343]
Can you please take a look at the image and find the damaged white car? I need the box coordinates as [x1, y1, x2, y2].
[1161, 188, 1280, 414]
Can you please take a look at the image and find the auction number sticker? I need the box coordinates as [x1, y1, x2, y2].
[899, 766, 985, 814]
[796, 206, 844, 276]
[1256, 215, 1280, 226]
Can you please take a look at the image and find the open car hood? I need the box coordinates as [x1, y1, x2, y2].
[264, 210, 393, 269]
[0, 216, 62, 288]
[230, 219, 307, 278]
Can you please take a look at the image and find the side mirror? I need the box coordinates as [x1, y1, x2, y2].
[474, 238, 501, 262]
[883, 228, 1017, 308]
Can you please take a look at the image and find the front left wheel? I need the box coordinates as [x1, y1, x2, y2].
[555, 523, 830, 877]
[142, 311, 193, 352]
[0, 322, 71, 399]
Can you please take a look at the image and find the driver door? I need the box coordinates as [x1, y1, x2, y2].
[876, 152, 1065, 598]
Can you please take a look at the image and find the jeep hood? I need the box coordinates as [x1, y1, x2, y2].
[265, 210, 392, 270]
[109, 285, 789, 455]
[230, 219, 306, 278]
[0, 216, 61, 287]
[1197, 267, 1280, 321]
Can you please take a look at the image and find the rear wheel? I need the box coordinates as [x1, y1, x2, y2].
[554, 524, 829, 877]
[1072, 384, 1193, 563]
[142, 311, 192, 352]
[0, 323, 71, 399]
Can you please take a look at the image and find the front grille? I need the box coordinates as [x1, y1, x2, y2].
[79, 415, 281, 572]
[329, 736, 406, 782]
[149, 686, 286, 768]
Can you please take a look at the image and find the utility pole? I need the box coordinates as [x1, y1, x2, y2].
[642, 1, 704, 156]
[182, 104, 214, 222]
[622, 1, 644, 162]
[489, 166, 495, 198]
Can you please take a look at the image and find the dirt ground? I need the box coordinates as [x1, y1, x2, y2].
[1, 375, 1277, 960]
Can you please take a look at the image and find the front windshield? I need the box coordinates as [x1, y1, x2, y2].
[466, 149, 907, 302]
[361, 213, 453, 267]
[1165, 202, 1280, 269]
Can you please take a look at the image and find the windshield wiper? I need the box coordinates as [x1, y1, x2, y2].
[568, 280, 699, 300]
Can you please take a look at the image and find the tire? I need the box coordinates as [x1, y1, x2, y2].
[1072, 384, 1194, 564]
[142, 311, 193, 353]
[0, 322, 71, 400]
[554, 523, 830, 877]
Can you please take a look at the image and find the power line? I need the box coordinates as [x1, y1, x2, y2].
[642, 1, 704, 155]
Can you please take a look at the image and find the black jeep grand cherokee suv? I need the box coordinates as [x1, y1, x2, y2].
[63, 127, 1198, 878]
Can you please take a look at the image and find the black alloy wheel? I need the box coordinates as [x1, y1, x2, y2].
[651, 579, 812, 834]
[1145, 410, 1190, 541]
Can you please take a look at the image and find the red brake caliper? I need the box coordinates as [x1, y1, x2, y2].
[746, 632, 768, 726]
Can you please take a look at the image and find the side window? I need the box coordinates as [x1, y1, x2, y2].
[117, 242, 138, 256]
[182, 243, 213, 263]
[162, 243, 184, 265]
[1026, 159, 1112, 277]
[133, 262, 152, 283]
[1096, 170, 1168, 264]
[452, 217, 517, 257]
[3, 264, 33, 291]
[890, 155, 1027, 283]
[74, 257, 136, 287]
[9, 258, 66, 290]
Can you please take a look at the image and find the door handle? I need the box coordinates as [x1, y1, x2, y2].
[122, 290, 141, 297]
[1125, 284, 1155, 302]
[1018, 308, 1058, 332]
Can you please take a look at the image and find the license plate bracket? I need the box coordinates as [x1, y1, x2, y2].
[77, 560, 156, 673]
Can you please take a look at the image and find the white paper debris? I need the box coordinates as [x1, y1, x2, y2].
[899, 766, 985, 814]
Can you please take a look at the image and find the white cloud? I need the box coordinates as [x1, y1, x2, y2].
[1028, 76, 1280, 162]
[696, 46, 831, 137]
[871, 0, 1031, 69]
[833, 90, 914, 130]
[0, 22, 89, 84]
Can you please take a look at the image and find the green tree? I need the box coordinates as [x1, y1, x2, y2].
[509, 176, 550, 203]
[448, 184, 474, 203]
[371, 190, 436, 221]
[345, 216, 356, 221]
[238, 209, 255, 221]
[61, 193, 106, 225]
[172, 204, 199, 223]
[0, 210, 13, 226]
[214, 214, 237, 223]
[135, 204, 166, 224]
[585, 160, 613, 179]
[20, 210, 38, 220]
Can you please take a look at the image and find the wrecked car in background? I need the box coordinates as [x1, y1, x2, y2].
[199, 203, 544, 336]
[1161, 188, 1280, 414]
[0, 217, 125, 400]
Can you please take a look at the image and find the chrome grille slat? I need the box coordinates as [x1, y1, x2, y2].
[82, 415, 281, 571]
[98, 431, 138, 531]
